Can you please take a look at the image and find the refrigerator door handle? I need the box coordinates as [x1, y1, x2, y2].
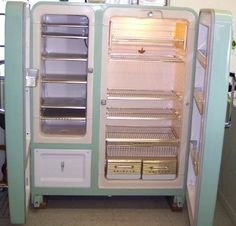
[25, 68, 39, 87]
[225, 72, 235, 128]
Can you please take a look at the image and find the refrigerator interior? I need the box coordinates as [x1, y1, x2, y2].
[187, 22, 210, 220]
[99, 11, 195, 187]
[40, 14, 89, 136]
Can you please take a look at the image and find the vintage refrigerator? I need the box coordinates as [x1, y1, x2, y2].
[4, 1, 232, 226]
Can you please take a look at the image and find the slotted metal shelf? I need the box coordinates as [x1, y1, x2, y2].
[106, 142, 178, 159]
[106, 126, 180, 144]
[107, 89, 182, 101]
[106, 108, 180, 120]
[42, 53, 88, 61]
[110, 53, 184, 62]
[41, 74, 87, 84]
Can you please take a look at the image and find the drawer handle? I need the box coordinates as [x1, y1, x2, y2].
[115, 165, 134, 169]
[61, 161, 65, 172]
[150, 166, 168, 170]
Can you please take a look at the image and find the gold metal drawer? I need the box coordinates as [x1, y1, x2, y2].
[142, 158, 177, 180]
[106, 159, 142, 179]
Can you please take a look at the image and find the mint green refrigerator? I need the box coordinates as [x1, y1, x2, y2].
[4, 2, 232, 226]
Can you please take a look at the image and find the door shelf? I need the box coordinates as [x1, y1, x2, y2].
[107, 89, 182, 101]
[106, 126, 180, 144]
[41, 74, 87, 84]
[197, 50, 207, 69]
[109, 53, 184, 63]
[42, 53, 88, 61]
[106, 108, 180, 120]
[194, 88, 204, 114]
[41, 97, 86, 109]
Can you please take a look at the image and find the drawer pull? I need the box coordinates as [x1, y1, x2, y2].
[150, 166, 168, 170]
[115, 165, 134, 169]
[61, 161, 65, 172]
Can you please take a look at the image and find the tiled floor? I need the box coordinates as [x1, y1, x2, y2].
[0, 195, 234, 226]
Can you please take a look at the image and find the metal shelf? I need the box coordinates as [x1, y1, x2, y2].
[41, 74, 87, 84]
[106, 108, 180, 120]
[111, 37, 184, 47]
[41, 97, 86, 109]
[42, 53, 88, 61]
[42, 33, 88, 39]
[41, 108, 86, 120]
[109, 53, 184, 63]
[106, 126, 180, 144]
[107, 89, 182, 101]
[42, 23, 88, 28]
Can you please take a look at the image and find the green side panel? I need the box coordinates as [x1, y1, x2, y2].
[5, 2, 26, 224]
[196, 11, 232, 226]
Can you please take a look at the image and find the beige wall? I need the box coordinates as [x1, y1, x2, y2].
[171, 0, 236, 72]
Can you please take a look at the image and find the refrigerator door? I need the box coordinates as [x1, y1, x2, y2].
[186, 9, 232, 226]
[5, 2, 31, 224]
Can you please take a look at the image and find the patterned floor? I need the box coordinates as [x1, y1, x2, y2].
[0, 189, 9, 218]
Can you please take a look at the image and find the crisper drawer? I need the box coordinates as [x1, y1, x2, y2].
[34, 149, 91, 187]
[106, 159, 142, 180]
[142, 158, 177, 180]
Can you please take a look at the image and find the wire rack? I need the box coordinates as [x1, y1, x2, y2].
[106, 126, 179, 143]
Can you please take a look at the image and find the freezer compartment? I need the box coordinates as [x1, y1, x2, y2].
[42, 60, 88, 75]
[41, 83, 87, 98]
[42, 14, 89, 26]
[142, 158, 177, 180]
[41, 14, 89, 59]
[42, 38, 88, 57]
[106, 159, 142, 180]
[41, 119, 86, 135]
[42, 23, 88, 37]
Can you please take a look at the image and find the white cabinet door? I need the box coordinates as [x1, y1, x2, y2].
[34, 149, 91, 188]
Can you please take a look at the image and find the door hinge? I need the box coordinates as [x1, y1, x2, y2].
[25, 68, 39, 87]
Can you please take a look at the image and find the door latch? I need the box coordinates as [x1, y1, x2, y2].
[25, 68, 39, 87]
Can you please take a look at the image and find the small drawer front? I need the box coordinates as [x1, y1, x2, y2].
[34, 149, 91, 188]
[142, 158, 177, 180]
[106, 159, 141, 179]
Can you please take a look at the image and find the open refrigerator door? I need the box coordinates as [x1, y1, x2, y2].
[186, 9, 232, 226]
[5, 2, 31, 224]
